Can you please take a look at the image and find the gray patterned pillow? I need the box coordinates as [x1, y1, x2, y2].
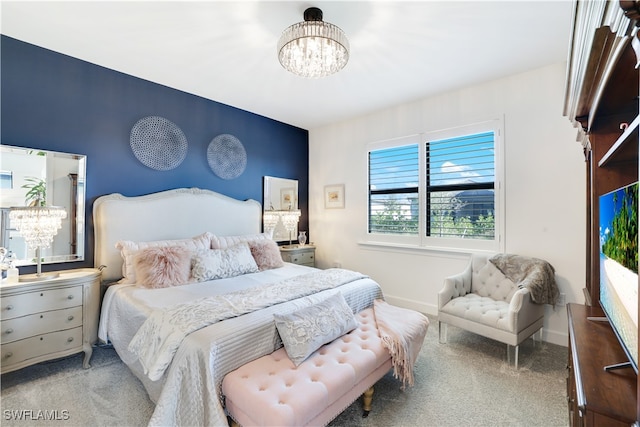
[191, 242, 259, 281]
[274, 292, 357, 366]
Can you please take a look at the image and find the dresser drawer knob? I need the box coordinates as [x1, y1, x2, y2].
[67, 295, 74, 300]
[4, 352, 12, 359]
[67, 315, 74, 321]
[5, 328, 13, 334]
[67, 337, 74, 343]
[6, 305, 13, 311]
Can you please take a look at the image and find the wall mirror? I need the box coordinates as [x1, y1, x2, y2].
[0, 145, 86, 266]
[263, 176, 298, 243]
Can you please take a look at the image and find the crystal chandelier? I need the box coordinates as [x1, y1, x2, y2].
[9, 206, 67, 280]
[277, 7, 349, 78]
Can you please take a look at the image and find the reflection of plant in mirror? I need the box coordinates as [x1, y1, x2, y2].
[27, 150, 47, 156]
[22, 177, 46, 206]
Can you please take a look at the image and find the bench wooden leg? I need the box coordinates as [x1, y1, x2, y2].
[362, 386, 374, 417]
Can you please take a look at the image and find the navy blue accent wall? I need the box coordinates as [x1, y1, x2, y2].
[1, 35, 309, 272]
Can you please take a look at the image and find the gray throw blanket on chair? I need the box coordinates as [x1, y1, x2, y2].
[489, 254, 559, 305]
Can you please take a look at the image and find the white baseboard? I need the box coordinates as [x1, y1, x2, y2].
[543, 328, 568, 347]
[383, 294, 437, 316]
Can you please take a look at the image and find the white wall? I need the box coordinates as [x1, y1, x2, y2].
[308, 62, 585, 346]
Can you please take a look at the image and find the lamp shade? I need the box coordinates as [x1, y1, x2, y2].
[280, 210, 301, 232]
[9, 206, 67, 249]
[263, 210, 281, 235]
[277, 7, 349, 78]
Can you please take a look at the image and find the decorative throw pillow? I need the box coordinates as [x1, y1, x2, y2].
[249, 239, 284, 271]
[134, 246, 192, 289]
[191, 242, 259, 282]
[116, 232, 212, 284]
[274, 292, 357, 366]
[210, 233, 270, 250]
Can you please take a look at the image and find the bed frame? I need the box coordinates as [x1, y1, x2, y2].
[93, 187, 262, 282]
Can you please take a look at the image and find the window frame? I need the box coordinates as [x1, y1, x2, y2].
[365, 119, 505, 253]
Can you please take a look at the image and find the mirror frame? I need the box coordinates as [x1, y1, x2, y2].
[263, 176, 298, 243]
[0, 145, 86, 266]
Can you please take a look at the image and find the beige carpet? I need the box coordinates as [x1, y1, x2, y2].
[1, 317, 568, 427]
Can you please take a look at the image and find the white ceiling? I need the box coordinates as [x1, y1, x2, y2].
[1, 1, 574, 130]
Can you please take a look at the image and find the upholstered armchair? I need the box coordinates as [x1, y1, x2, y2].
[437, 253, 556, 368]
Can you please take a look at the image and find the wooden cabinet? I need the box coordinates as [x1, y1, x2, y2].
[0, 268, 101, 373]
[564, 1, 640, 422]
[564, 0, 639, 304]
[280, 245, 316, 267]
[567, 304, 636, 426]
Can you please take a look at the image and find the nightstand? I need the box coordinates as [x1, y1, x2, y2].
[0, 268, 102, 373]
[280, 245, 316, 267]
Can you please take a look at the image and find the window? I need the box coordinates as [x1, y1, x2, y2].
[427, 131, 495, 240]
[369, 144, 419, 235]
[367, 120, 503, 251]
[0, 171, 12, 189]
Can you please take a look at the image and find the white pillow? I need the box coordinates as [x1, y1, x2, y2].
[210, 233, 270, 250]
[191, 242, 259, 281]
[116, 232, 212, 284]
[274, 292, 357, 366]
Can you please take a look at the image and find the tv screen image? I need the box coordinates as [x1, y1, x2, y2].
[599, 181, 638, 373]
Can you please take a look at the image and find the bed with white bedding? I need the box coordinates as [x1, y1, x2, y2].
[93, 188, 384, 426]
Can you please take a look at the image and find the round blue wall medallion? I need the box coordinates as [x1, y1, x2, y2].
[207, 134, 247, 180]
[130, 116, 188, 171]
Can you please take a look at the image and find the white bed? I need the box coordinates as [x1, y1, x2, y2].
[93, 188, 384, 426]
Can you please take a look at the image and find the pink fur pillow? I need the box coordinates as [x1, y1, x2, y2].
[134, 246, 192, 288]
[249, 239, 284, 271]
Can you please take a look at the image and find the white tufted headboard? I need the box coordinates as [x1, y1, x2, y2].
[93, 187, 261, 282]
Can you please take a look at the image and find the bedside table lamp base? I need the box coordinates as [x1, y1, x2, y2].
[19, 272, 60, 282]
[19, 247, 60, 282]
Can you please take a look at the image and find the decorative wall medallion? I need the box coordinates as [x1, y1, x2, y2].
[130, 116, 188, 171]
[207, 134, 247, 180]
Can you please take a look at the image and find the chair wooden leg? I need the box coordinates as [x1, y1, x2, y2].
[362, 386, 374, 417]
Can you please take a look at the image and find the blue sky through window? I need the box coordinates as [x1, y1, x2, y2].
[430, 132, 494, 187]
[369, 132, 494, 191]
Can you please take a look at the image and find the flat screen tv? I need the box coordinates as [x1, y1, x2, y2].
[599, 181, 638, 373]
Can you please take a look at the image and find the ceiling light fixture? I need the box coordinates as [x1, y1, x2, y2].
[277, 7, 349, 78]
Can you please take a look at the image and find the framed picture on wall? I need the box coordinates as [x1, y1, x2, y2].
[324, 184, 345, 209]
[280, 187, 296, 210]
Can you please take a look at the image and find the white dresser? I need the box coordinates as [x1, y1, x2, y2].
[0, 268, 101, 373]
[280, 245, 316, 267]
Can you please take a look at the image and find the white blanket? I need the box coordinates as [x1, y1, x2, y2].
[129, 269, 367, 381]
[99, 264, 383, 426]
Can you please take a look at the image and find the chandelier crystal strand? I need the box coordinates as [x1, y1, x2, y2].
[278, 8, 349, 78]
[9, 206, 67, 249]
[263, 211, 281, 238]
[279, 210, 301, 245]
[280, 210, 301, 232]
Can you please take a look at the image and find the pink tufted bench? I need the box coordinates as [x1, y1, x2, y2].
[222, 308, 394, 427]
